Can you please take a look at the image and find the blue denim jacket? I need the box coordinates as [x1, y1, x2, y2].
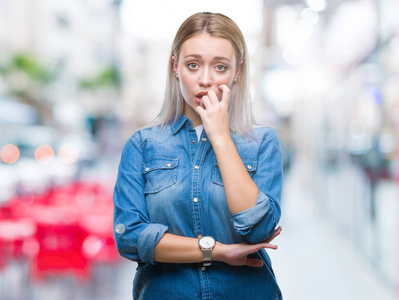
[113, 115, 283, 299]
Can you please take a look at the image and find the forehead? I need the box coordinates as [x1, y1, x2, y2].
[179, 33, 236, 61]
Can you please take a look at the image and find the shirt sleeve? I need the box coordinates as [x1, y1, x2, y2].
[113, 132, 169, 264]
[231, 129, 283, 244]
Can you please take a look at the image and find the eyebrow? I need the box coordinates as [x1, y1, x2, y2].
[183, 54, 232, 63]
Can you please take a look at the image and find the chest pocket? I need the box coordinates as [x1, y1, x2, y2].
[212, 156, 257, 186]
[143, 156, 178, 194]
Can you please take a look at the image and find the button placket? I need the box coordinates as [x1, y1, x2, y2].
[187, 126, 212, 298]
[189, 127, 206, 241]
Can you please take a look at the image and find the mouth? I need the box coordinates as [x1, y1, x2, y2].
[195, 91, 208, 104]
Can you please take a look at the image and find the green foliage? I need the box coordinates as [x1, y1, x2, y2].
[79, 64, 120, 90]
[0, 53, 58, 83]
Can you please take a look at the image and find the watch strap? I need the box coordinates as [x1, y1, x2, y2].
[203, 248, 212, 266]
[198, 236, 215, 268]
[203, 261, 212, 267]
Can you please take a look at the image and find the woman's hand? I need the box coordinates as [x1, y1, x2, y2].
[195, 84, 231, 144]
[213, 226, 282, 267]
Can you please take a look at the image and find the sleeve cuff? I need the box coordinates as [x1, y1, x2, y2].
[231, 192, 270, 236]
[137, 223, 169, 264]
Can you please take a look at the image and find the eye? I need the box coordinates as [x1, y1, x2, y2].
[187, 62, 199, 70]
[215, 65, 227, 72]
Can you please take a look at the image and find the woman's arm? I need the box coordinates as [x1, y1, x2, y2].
[195, 85, 283, 243]
[114, 133, 169, 264]
[212, 136, 258, 214]
[154, 227, 281, 267]
[195, 85, 259, 214]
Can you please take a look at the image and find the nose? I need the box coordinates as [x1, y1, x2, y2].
[198, 69, 212, 87]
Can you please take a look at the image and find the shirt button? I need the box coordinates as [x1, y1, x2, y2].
[145, 167, 150, 172]
[191, 140, 196, 144]
[202, 137, 207, 142]
[166, 163, 171, 167]
[193, 197, 198, 203]
[115, 223, 125, 234]
[247, 165, 252, 170]
[201, 266, 206, 271]
[194, 165, 199, 170]
[198, 234, 202, 239]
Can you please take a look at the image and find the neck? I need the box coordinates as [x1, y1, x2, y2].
[183, 105, 202, 127]
[189, 117, 202, 128]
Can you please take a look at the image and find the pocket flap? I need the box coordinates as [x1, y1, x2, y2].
[143, 157, 178, 174]
[242, 159, 257, 172]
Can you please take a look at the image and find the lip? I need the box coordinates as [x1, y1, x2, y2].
[195, 91, 208, 104]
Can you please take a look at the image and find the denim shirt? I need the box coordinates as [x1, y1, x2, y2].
[113, 115, 283, 300]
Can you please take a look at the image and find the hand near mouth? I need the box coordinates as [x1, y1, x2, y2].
[195, 91, 209, 107]
[195, 84, 231, 144]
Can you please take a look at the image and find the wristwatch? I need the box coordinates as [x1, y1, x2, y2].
[198, 236, 216, 267]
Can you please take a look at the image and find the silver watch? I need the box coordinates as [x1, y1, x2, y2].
[198, 236, 215, 267]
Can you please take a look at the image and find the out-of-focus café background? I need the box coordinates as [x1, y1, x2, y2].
[0, 0, 398, 299]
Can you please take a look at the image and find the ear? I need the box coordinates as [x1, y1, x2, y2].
[172, 56, 178, 74]
[235, 60, 244, 78]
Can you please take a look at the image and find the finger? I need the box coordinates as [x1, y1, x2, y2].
[244, 243, 274, 256]
[263, 243, 278, 250]
[218, 84, 231, 106]
[244, 243, 265, 254]
[265, 226, 282, 243]
[201, 95, 212, 109]
[206, 90, 219, 105]
[250, 241, 278, 251]
[265, 227, 282, 243]
[195, 106, 206, 119]
[245, 258, 263, 267]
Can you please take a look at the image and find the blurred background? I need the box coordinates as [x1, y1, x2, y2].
[0, 0, 398, 299]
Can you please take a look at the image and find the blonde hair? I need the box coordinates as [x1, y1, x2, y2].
[153, 12, 255, 136]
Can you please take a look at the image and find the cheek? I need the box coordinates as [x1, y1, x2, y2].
[214, 77, 234, 98]
[179, 77, 196, 102]
[215, 72, 235, 86]
[179, 77, 191, 94]
[179, 71, 194, 87]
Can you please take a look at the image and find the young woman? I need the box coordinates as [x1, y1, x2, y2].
[113, 12, 283, 299]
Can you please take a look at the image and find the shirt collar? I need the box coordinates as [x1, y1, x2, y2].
[171, 114, 192, 135]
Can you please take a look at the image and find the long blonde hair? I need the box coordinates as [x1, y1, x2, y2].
[153, 12, 255, 136]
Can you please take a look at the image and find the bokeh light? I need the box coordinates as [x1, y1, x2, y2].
[34, 145, 54, 164]
[82, 235, 106, 258]
[301, 8, 319, 25]
[0, 144, 20, 164]
[305, 0, 327, 12]
[58, 144, 79, 164]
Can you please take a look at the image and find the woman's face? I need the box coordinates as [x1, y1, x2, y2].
[173, 33, 241, 125]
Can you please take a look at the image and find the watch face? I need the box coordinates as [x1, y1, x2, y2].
[199, 236, 215, 248]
